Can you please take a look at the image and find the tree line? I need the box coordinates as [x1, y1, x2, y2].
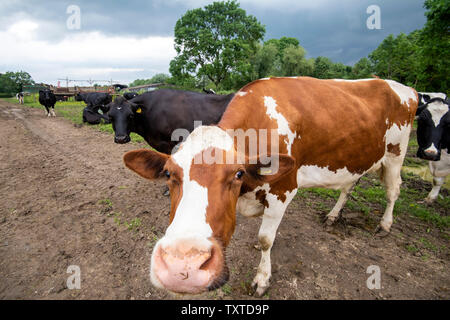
[165, 0, 448, 93]
[0, 71, 34, 96]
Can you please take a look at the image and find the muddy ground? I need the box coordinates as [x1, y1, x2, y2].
[0, 99, 448, 300]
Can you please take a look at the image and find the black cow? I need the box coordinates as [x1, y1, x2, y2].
[38, 89, 57, 117]
[106, 89, 234, 154]
[123, 92, 138, 100]
[75, 92, 112, 124]
[415, 97, 450, 202]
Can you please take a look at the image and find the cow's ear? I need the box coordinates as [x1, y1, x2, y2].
[123, 149, 169, 180]
[130, 102, 145, 114]
[416, 103, 428, 117]
[244, 154, 295, 185]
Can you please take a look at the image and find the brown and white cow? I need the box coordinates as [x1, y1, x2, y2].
[123, 77, 418, 296]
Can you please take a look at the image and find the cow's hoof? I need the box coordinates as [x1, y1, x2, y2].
[374, 225, 390, 238]
[425, 197, 435, 204]
[251, 275, 270, 297]
[325, 216, 337, 226]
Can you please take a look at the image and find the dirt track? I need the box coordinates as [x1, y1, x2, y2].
[0, 100, 449, 300]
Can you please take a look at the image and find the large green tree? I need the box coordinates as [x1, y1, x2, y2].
[417, 0, 449, 91]
[369, 33, 420, 86]
[0, 71, 34, 94]
[169, 0, 265, 88]
[352, 57, 374, 79]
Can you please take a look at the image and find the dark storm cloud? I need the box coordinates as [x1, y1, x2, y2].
[243, 0, 426, 64]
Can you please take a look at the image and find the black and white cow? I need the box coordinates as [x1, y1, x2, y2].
[417, 92, 448, 109]
[16, 92, 24, 104]
[416, 96, 450, 202]
[38, 89, 57, 117]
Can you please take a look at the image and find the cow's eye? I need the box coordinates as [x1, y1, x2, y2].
[235, 170, 245, 179]
[164, 170, 170, 179]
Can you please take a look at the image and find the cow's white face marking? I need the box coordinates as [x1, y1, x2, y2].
[419, 92, 447, 103]
[385, 80, 417, 108]
[427, 100, 449, 127]
[425, 143, 439, 155]
[161, 126, 233, 243]
[263, 96, 297, 155]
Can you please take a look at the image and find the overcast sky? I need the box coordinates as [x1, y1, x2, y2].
[0, 0, 427, 86]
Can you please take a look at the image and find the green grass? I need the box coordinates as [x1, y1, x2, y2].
[297, 173, 449, 230]
[124, 217, 142, 232]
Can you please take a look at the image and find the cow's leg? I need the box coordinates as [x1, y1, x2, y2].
[252, 189, 297, 296]
[51, 107, 56, 117]
[45, 106, 50, 117]
[325, 183, 355, 224]
[379, 158, 403, 233]
[425, 176, 444, 203]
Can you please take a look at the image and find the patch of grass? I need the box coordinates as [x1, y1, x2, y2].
[113, 212, 122, 226]
[403, 156, 427, 168]
[419, 237, 438, 252]
[124, 218, 142, 232]
[296, 173, 449, 230]
[394, 182, 450, 229]
[406, 244, 419, 253]
[221, 284, 232, 295]
[98, 198, 113, 207]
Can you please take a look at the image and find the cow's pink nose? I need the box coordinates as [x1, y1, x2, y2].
[152, 240, 222, 294]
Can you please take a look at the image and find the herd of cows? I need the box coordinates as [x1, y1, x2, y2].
[31, 77, 449, 295]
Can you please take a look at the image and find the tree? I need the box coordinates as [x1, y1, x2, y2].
[0, 71, 34, 94]
[369, 32, 420, 85]
[265, 37, 300, 60]
[313, 56, 334, 79]
[281, 45, 307, 76]
[251, 42, 279, 79]
[417, 0, 450, 91]
[369, 34, 396, 79]
[352, 58, 374, 79]
[170, 0, 265, 88]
